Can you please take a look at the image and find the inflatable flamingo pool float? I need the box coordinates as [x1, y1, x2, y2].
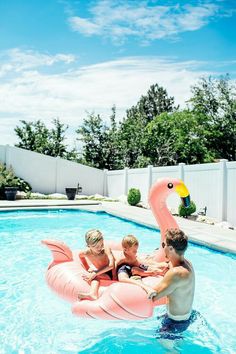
[42, 177, 190, 320]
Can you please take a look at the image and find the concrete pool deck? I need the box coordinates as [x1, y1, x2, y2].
[0, 199, 236, 255]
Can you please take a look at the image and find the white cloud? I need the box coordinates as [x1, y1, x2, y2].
[69, 17, 101, 35]
[0, 48, 75, 76]
[0, 48, 232, 147]
[67, 0, 223, 44]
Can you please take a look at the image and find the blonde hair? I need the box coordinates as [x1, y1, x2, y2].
[85, 229, 103, 246]
[122, 235, 139, 248]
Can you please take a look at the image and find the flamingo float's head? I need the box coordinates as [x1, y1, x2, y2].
[149, 177, 190, 208]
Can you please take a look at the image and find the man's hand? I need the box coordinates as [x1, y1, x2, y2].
[131, 267, 142, 276]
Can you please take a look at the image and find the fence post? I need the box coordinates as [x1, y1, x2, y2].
[55, 157, 59, 193]
[219, 159, 228, 221]
[148, 164, 153, 190]
[124, 167, 129, 195]
[179, 162, 185, 181]
[103, 169, 108, 196]
[0, 144, 7, 164]
[5, 144, 10, 168]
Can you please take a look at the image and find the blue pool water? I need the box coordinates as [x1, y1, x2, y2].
[1, 209, 236, 354]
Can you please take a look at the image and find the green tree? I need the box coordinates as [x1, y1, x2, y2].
[15, 120, 49, 154]
[189, 75, 236, 161]
[117, 83, 178, 167]
[144, 110, 212, 166]
[14, 118, 77, 160]
[119, 110, 147, 167]
[77, 107, 125, 169]
[48, 118, 69, 157]
[76, 112, 108, 168]
[135, 83, 178, 124]
[102, 106, 126, 170]
[76, 83, 179, 169]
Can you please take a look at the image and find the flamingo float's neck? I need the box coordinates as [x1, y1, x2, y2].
[149, 194, 179, 241]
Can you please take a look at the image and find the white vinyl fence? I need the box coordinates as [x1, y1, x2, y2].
[107, 161, 236, 226]
[0, 145, 105, 196]
[0, 145, 235, 226]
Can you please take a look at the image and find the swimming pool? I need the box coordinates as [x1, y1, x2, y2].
[1, 209, 236, 353]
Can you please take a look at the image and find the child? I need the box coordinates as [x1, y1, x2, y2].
[115, 235, 168, 285]
[78, 229, 115, 300]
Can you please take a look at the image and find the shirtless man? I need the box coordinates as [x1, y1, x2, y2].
[142, 228, 195, 326]
[78, 229, 115, 300]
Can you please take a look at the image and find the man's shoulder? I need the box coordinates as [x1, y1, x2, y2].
[174, 263, 192, 279]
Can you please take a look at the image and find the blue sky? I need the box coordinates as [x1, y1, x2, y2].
[0, 0, 235, 147]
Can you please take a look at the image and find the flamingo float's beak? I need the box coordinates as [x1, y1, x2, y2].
[175, 180, 191, 208]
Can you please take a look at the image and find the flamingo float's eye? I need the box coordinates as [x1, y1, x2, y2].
[168, 183, 173, 189]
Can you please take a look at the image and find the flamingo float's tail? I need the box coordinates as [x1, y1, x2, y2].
[41, 239, 73, 269]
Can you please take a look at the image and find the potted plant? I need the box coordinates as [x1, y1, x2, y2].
[178, 200, 196, 218]
[0, 163, 31, 201]
[65, 187, 77, 200]
[65, 183, 82, 200]
[4, 186, 18, 201]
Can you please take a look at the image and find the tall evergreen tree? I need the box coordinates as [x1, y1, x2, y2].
[135, 83, 178, 124]
[118, 83, 178, 167]
[102, 106, 126, 170]
[76, 113, 108, 168]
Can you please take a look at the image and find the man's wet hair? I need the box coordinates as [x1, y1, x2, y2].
[165, 229, 188, 255]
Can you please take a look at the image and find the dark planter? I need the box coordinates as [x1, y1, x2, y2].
[5, 187, 18, 201]
[0, 187, 5, 200]
[65, 188, 77, 200]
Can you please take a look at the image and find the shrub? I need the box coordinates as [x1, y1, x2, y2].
[127, 188, 141, 206]
[178, 200, 196, 218]
[0, 163, 32, 199]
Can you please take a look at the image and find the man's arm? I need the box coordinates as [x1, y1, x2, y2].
[131, 264, 169, 277]
[140, 269, 179, 300]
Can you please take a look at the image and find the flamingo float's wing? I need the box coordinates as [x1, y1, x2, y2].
[72, 282, 159, 320]
[41, 239, 73, 269]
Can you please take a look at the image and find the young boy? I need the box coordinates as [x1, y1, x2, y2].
[115, 235, 168, 285]
[78, 229, 115, 300]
